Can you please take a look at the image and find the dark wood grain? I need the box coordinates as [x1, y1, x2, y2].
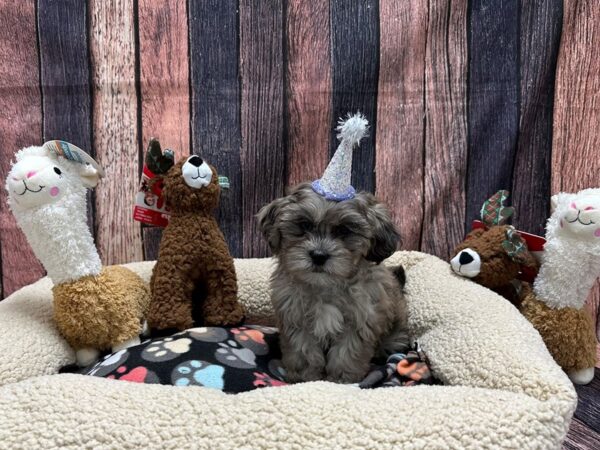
[375, 1, 427, 251]
[0, 1, 45, 297]
[37, 0, 95, 233]
[421, 0, 468, 259]
[189, 0, 242, 257]
[285, 0, 331, 187]
[465, 0, 520, 228]
[142, 227, 163, 262]
[330, 0, 379, 194]
[572, 369, 600, 432]
[239, 0, 285, 257]
[139, 0, 190, 259]
[563, 418, 600, 450]
[552, 0, 600, 341]
[512, 0, 562, 236]
[89, 0, 143, 264]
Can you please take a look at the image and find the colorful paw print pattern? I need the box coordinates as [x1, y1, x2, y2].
[82, 326, 286, 393]
[171, 360, 225, 389]
[141, 336, 192, 362]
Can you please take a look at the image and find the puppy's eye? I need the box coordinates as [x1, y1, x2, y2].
[332, 225, 352, 238]
[297, 220, 313, 233]
[53, 167, 62, 176]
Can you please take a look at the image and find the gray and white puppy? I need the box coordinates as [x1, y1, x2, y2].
[257, 183, 409, 383]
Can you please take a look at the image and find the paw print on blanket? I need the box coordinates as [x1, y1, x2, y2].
[141, 336, 192, 362]
[245, 325, 278, 335]
[88, 349, 130, 377]
[215, 339, 256, 369]
[171, 360, 225, 389]
[107, 365, 160, 384]
[253, 372, 287, 388]
[187, 327, 229, 343]
[268, 359, 287, 381]
[231, 327, 269, 355]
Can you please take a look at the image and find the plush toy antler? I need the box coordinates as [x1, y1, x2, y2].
[481, 190, 514, 227]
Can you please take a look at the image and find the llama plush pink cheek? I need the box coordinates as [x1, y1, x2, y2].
[595, 229, 600, 238]
[50, 187, 60, 197]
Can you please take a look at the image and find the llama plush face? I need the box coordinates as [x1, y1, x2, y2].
[6, 146, 99, 211]
[552, 189, 600, 241]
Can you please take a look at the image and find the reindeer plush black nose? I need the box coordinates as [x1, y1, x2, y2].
[459, 251, 474, 265]
[188, 155, 203, 167]
[309, 250, 329, 266]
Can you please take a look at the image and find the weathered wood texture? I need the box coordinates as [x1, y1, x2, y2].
[89, 0, 143, 264]
[563, 417, 600, 450]
[239, 0, 285, 257]
[512, 0, 563, 236]
[138, 0, 190, 259]
[0, 1, 45, 296]
[330, 0, 379, 194]
[38, 0, 95, 231]
[190, 0, 242, 257]
[465, 0, 520, 227]
[285, 0, 331, 187]
[376, 1, 426, 251]
[552, 0, 600, 340]
[421, 0, 468, 258]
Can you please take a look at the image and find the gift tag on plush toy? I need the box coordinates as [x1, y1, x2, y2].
[133, 139, 173, 227]
[43, 140, 105, 178]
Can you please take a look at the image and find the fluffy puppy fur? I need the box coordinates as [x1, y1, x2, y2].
[147, 157, 244, 331]
[258, 183, 408, 383]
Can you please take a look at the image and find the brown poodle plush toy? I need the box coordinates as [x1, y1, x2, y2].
[146, 140, 244, 331]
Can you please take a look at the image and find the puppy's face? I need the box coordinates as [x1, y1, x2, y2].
[257, 183, 399, 284]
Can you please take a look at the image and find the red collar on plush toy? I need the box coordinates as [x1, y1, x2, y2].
[471, 219, 546, 283]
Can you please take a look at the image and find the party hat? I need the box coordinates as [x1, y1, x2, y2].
[312, 112, 368, 201]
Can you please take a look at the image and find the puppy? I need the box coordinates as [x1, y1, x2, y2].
[257, 183, 409, 383]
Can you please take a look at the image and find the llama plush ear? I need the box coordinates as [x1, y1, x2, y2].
[78, 163, 101, 188]
[550, 194, 559, 213]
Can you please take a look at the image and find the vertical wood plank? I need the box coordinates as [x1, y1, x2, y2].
[512, 0, 562, 236]
[89, 0, 143, 264]
[330, 0, 379, 194]
[552, 0, 600, 341]
[190, 0, 243, 257]
[376, 1, 427, 250]
[38, 0, 95, 231]
[285, 0, 331, 187]
[421, 0, 468, 259]
[465, 0, 520, 227]
[139, 0, 190, 260]
[563, 417, 600, 450]
[240, 0, 285, 257]
[0, 1, 45, 296]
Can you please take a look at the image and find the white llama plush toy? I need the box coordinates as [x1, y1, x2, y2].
[6, 141, 150, 367]
[521, 188, 600, 384]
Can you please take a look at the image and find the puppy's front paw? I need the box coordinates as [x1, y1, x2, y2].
[325, 367, 368, 384]
[284, 368, 323, 384]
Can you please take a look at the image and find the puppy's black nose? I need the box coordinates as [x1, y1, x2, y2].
[458, 251, 474, 265]
[309, 250, 329, 266]
[188, 155, 203, 167]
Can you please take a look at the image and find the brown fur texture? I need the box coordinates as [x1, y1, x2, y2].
[453, 226, 538, 307]
[52, 265, 149, 350]
[147, 160, 244, 331]
[520, 285, 597, 372]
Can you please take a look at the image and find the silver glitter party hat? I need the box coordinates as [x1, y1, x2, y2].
[312, 112, 368, 201]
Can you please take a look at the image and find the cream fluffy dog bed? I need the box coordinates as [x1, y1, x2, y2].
[0, 251, 576, 449]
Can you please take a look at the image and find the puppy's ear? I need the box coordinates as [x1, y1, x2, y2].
[358, 193, 400, 263]
[257, 196, 291, 254]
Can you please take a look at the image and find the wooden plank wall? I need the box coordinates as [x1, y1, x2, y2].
[0, 0, 598, 344]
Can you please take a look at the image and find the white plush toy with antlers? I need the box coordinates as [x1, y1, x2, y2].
[6, 141, 150, 367]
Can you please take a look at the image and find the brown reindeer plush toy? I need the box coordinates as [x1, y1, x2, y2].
[450, 191, 539, 307]
[146, 140, 244, 331]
